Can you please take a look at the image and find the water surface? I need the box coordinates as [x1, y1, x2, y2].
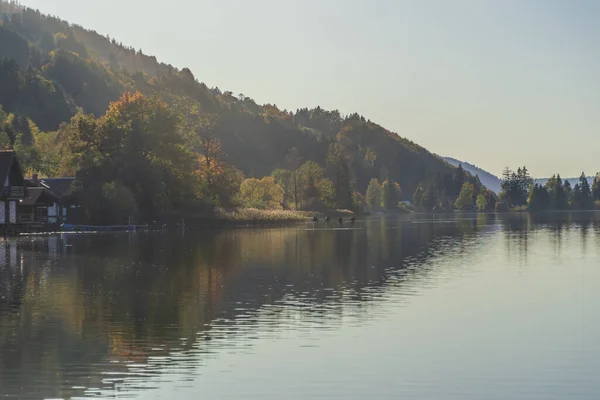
[1, 213, 600, 399]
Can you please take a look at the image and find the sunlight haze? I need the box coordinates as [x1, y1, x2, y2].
[19, 0, 600, 178]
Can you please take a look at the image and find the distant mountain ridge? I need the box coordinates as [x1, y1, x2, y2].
[442, 157, 502, 194]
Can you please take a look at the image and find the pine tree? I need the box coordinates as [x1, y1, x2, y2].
[579, 172, 593, 210]
[592, 173, 600, 202]
[528, 184, 550, 211]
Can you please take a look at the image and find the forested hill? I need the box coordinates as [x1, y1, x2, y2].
[0, 1, 489, 220]
[442, 157, 502, 194]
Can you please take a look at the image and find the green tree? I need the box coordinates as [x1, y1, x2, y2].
[84, 180, 137, 224]
[297, 161, 335, 210]
[414, 181, 438, 210]
[352, 191, 366, 212]
[13, 132, 41, 175]
[365, 178, 382, 212]
[571, 173, 593, 210]
[592, 173, 600, 202]
[381, 180, 401, 210]
[454, 182, 474, 209]
[327, 143, 353, 210]
[31, 130, 60, 176]
[413, 184, 424, 208]
[476, 194, 487, 211]
[300, 161, 324, 210]
[579, 173, 593, 209]
[527, 184, 550, 211]
[563, 180, 572, 203]
[271, 168, 294, 208]
[285, 147, 303, 210]
[199, 163, 244, 210]
[500, 166, 531, 207]
[239, 176, 284, 209]
[477, 189, 497, 211]
[316, 178, 337, 209]
[545, 174, 569, 210]
[572, 183, 582, 209]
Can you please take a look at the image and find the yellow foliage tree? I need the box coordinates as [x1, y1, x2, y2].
[240, 176, 284, 209]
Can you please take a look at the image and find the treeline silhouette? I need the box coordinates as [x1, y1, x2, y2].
[498, 167, 600, 211]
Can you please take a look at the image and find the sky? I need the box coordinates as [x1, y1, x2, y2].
[17, 0, 600, 178]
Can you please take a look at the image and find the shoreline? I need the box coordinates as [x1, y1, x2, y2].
[13, 209, 600, 237]
[209, 208, 357, 228]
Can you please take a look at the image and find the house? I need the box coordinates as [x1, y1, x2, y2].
[23, 175, 83, 225]
[0, 151, 27, 230]
[40, 177, 85, 224]
[19, 186, 60, 225]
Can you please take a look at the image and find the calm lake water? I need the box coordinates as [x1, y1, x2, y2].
[1, 213, 600, 399]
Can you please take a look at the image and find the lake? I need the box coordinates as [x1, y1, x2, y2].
[1, 212, 600, 399]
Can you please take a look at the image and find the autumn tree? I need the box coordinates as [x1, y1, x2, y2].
[192, 114, 222, 195]
[62, 92, 197, 222]
[190, 112, 244, 208]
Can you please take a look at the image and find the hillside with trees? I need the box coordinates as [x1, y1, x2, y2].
[0, 1, 487, 223]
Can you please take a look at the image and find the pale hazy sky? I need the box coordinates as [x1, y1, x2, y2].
[18, 0, 600, 177]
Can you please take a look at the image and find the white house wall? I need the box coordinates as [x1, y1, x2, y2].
[48, 203, 58, 224]
[9, 201, 16, 224]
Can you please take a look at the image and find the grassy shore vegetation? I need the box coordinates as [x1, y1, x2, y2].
[215, 208, 311, 223]
[214, 208, 355, 224]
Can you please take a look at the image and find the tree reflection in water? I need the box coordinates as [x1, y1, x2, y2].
[1, 212, 596, 399]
